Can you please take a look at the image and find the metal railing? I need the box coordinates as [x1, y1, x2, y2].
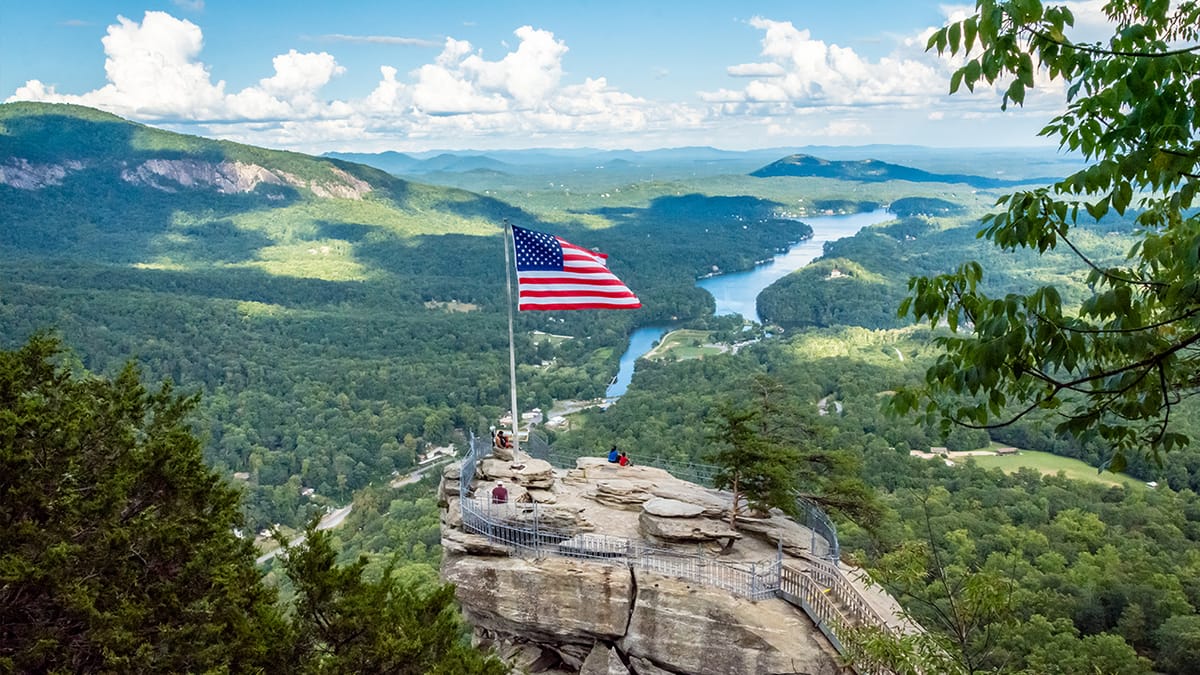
[459, 431, 897, 666]
[459, 436, 779, 600]
[521, 433, 838, 562]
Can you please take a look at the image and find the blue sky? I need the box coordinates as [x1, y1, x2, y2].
[1, 1, 1108, 153]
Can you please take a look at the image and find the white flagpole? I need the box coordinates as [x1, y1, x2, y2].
[501, 219, 521, 458]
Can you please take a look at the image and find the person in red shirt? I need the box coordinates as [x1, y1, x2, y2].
[618, 452, 631, 467]
[491, 481, 508, 504]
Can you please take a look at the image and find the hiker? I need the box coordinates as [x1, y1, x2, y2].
[491, 481, 508, 504]
[607, 445, 619, 463]
[618, 451, 631, 467]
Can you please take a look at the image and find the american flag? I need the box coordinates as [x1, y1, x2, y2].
[511, 225, 641, 311]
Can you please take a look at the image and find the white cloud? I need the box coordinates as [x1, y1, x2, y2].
[727, 62, 785, 78]
[258, 50, 344, 99]
[317, 34, 439, 47]
[4, 7, 1075, 151]
[10, 11, 348, 123]
[707, 16, 944, 107]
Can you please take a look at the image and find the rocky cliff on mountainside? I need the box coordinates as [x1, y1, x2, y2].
[439, 454, 853, 675]
[2, 155, 372, 198]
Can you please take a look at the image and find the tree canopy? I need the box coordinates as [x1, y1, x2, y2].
[0, 334, 504, 673]
[894, 0, 1200, 467]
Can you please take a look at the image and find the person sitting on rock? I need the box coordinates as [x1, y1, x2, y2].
[618, 451, 631, 467]
[495, 430, 512, 449]
[607, 445, 620, 463]
[491, 481, 508, 504]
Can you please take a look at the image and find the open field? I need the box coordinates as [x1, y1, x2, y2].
[968, 448, 1145, 489]
[644, 329, 725, 361]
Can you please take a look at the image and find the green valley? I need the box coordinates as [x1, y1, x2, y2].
[5, 100, 1200, 674]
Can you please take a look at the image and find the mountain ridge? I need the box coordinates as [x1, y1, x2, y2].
[749, 153, 1057, 188]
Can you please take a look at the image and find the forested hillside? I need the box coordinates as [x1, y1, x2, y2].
[1, 102, 829, 530]
[7, 101, 1199, 673]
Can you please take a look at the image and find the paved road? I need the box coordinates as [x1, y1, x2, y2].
[255, 503, 353, 565]
[255, 460, 448, 566]
[389, 458, 450, 488]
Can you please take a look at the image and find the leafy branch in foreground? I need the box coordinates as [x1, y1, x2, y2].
[894, 0, 1200, 465]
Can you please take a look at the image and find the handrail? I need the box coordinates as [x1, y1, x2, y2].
[458, 431, 900, 668]
[459, 434, 779, 600]
[521, 434, 839, 562]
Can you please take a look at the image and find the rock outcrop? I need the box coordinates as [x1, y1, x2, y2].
[441, 453, 852, 675]
[1, 155, 372, 199]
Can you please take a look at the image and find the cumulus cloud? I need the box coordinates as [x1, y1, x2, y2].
[704, 16, 944, 108]
[3, 7, 1073, 151]
[10, 11, 350, 122]
[5, 11, 701, 149]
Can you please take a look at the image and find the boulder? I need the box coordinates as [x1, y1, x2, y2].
[648, 485, 728, 519]
[580, 642, 630, 675]
[638, 512, 741, 544]
[441, 499, 463, 529]
[733, 512, 826, 558]
[479, 457, 556, 489]
[441, 527, 513, 557]
[593, 479, 658, 508]
[642, 498, 704, 518]
[526, 488, 559, 504]
[627, 656, 675, 675]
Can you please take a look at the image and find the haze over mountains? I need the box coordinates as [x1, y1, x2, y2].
[324, 145, 1083, 181]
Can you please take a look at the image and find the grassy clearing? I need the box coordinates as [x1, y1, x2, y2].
[645, 329, 725, 361]
[968, 448, 1145, 489]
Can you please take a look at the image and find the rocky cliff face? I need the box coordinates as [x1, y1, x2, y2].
[440, 454, 851, 675]
[1, 156, 372, 199]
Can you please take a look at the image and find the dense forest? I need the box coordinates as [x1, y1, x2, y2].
[0, 103, 829, 530]
[6, 101, 1200, 672]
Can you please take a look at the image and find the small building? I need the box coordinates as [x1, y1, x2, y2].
[995, 447, 1019, 456]
[419, 445, 457, 465]
[930, 446, 949, 456]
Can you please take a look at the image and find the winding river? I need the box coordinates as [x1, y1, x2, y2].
[606, 208, 893, 398]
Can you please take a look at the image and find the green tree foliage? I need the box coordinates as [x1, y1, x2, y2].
[895, 0, 1200, 463]
[705, 374, 880, 528]
[847, 455, 1199, 673]
[280, 524, 506, 675]
[706, 402, 801, 529]
[0, 333, 289, 672]
[0, 335, 504, 673]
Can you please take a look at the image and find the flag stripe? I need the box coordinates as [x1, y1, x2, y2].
[511, 224, 640, 311]
[519, 289, 638, 298]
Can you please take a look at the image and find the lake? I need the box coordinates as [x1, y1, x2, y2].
[606, 208, 894, 398]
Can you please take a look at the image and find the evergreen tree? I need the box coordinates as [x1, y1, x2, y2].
[280, 524, 507, 675]
[0, 333, 289, 672]
[706, 401, 801, 530]
[0, 334, 506, 673]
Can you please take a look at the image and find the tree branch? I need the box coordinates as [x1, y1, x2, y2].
[1024, 27, 1200, 58]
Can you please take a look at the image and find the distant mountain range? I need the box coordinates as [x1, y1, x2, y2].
[749, 154, 1056, 188]
[0, 102, 518, 270]
[325, 145, 1082, 185]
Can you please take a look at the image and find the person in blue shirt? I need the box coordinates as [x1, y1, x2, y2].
[607, 445, 619, 463]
